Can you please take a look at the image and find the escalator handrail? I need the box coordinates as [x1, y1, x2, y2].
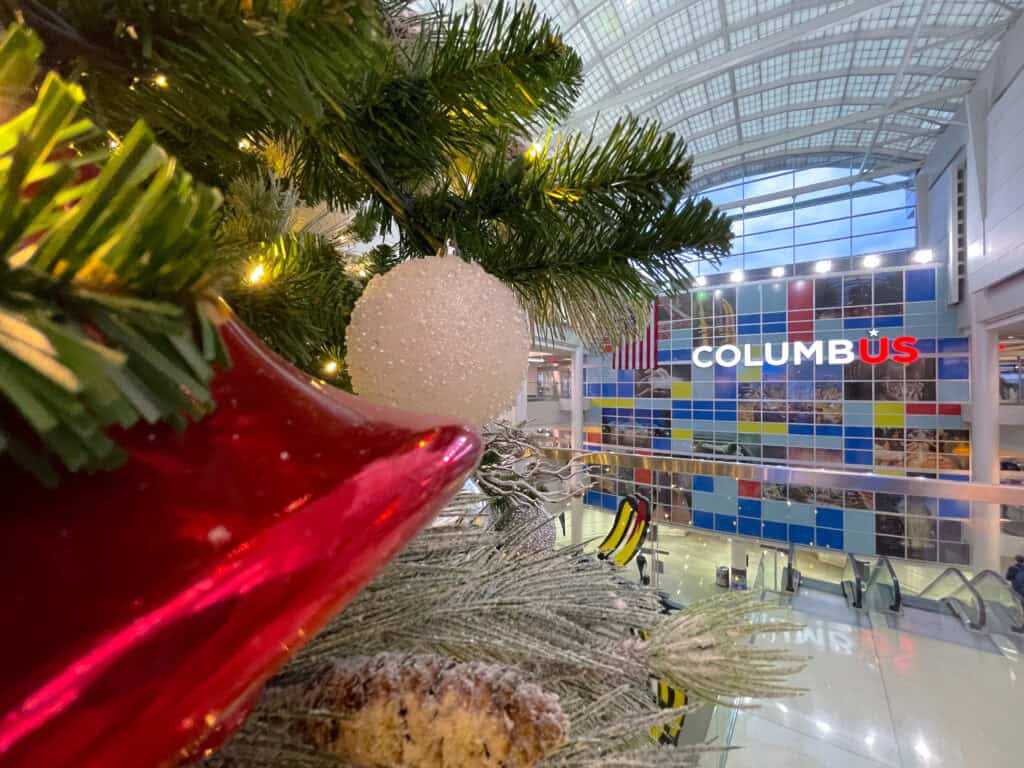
[864, 555, 902, 612]
[841, 553, 866, 609]
[784, 543, 796, 592]
[918, 567, 986, 630]
[969, 570, 1024, 631]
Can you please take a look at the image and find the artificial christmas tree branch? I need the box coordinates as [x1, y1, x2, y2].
[0, 23, 223, 482]
[12, 1, 729, 353]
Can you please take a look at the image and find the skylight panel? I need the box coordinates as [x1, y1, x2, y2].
[604, 46, 641, 80]
[706, 73, 732, 101]
[742, 118, 764, 136]
[586, 6, 623, 48]
[813, 105, 841, 122]
[717, 125, 739, 146]
[734, 62, 761, 91]
[762, 53, 792, 83]
[820, 42, 853, 71]
[816, 77, 845, 100]
[789, 81, 817, 103]
[564, 28, 594, 61]
[659, 94, 687, 122]
[678, 85, 705, 112]
[689, 0, 720, 38]
[659, 8, 698, 47]
[730, 26, 758, 48]
[763, 85, 787, 110]
[626, 32, 663, 70]
[713, 103, 735, 124]
[727, 0, 759, 24]
[688, 109, 716, 133]
[788, 109, 815, 128]
[696, 37, 727, 63]
[764, 112, 787, 132]
[738, 93, 763, 116]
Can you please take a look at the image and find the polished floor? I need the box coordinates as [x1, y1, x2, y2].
[556, 505, 1020, 768]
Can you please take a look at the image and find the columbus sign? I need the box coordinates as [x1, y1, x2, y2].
[692, 335, 920, 368]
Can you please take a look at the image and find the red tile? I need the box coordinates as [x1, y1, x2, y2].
[788, 279, 813, 310]
[787, 309, 814, 322]
[634, 468, 652, 484]
[906, 403, 937, 415]
[739, 479, 761, 498]
[788, 330, 814, 342]
[938, 404, 962, 416]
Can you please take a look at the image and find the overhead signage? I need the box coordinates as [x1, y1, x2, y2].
[692, 335, 920, 368]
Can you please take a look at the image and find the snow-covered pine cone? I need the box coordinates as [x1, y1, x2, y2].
[266, 653, 569, 767]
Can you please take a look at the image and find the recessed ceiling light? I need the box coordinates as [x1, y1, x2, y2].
[695, 276, 707, 287]
[814, 260, 832, 273]
[863, 254, 881, 268]
[771, 266, 786, 278]
[913, 249, 934, 264]
[729, 270, 744, 283]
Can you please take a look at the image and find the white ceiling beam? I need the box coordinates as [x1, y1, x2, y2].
[579, 0, 833, 74]
[594, 19, 1006, 86]
[690, 85, 968, 165]
[566, 0, 903, 123]
[568, 18, 1007, 129]
[649, 65, 977, 132]
[712, 163, 924, 209]
[692, 150, 927, 190]
[858, 0, 937, 172]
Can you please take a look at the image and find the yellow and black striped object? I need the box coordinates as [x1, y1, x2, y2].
[631, 629, 686, 746]
[612, 496, 650, 567]
[596, 496, 636, 559]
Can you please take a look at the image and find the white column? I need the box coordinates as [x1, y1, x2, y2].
[970, 321, 1001, 572]
[570, 501, 583, 547]
[729, 538, 747, 589]
[512, 379, 528, 424]
[571, 346, 584, 451]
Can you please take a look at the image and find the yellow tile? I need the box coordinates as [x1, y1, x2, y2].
[738, 422, 760, 434]
[592, 398, 633, 408]
[875, 414, 905, 427]
[738, 366, 762, 382]
[671, 382, 692, 399]
[763, 422, 787, 434]
[874, 402, 903, 415]
[876, 468, 906, 477]
[671, 428, 693, 440]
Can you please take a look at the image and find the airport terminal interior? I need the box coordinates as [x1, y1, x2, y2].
[520, 0, 1024, 765]
[5, 2, 1024, 767]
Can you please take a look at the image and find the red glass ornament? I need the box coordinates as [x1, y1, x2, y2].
[0, 319, 480, 768]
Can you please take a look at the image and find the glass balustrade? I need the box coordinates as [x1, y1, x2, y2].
[917, 569, 985, 630]
[969, 571, 1024, 633]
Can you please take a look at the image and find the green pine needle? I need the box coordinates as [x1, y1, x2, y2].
[0, 23, 223, 483]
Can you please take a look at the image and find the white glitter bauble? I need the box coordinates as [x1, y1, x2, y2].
[346, 255, 530, 425]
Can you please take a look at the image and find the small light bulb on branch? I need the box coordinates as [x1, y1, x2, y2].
[323, 360, 339, 376]
[153, 74, 169, 88]
[238, 138, 253, 151]
[246, 264, 266, 285]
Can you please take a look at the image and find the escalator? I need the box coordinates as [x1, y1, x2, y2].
[785, 549, 1024, 652]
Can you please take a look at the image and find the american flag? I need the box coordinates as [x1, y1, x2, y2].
[611, 302, 659, 370]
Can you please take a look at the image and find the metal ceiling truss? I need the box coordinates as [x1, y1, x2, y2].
[545, 0, 1023, 190]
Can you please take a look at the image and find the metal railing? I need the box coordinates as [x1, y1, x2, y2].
[917, 568, 985, 630]
[969, 571, 1024, 633]
[863, 556, 902, 613]
[548, 448, 1024, 506]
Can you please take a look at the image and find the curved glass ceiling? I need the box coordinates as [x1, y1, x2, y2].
[534, 0, 1021, 189]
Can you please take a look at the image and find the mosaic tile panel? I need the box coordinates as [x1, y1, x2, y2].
[581, 265, 973, 564]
